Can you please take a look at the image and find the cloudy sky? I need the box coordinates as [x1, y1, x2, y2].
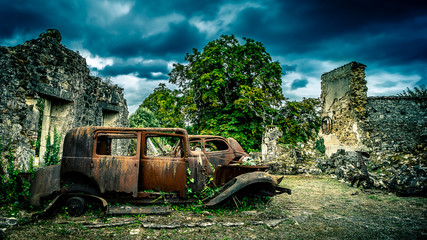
[1, 0, 426, 113]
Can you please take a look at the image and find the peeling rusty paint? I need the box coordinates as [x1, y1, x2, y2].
[30, 164, 61, 206]
[188, 135, 249, 167]
[206, 171, 280, 206]
[31, 127, 290, 211]
[213, 165, 268, 187]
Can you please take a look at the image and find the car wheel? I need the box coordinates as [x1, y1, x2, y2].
[64, 196, 86, 217]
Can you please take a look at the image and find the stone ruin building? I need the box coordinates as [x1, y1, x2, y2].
[0, 29, 128, 172]
[260, 61, 426, 194]
[320, 61, 426, 158]
[318, 61, 426, 194]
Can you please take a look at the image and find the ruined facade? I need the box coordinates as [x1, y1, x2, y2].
[261, 126, 282, 163]
[320, 61, 426, 158]
[0, 29, 128, 171]
[320, 62, 368, 155]
[319, 62, 426, 195]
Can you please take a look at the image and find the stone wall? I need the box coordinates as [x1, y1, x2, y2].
[320, 61, 426, 159]
[318, 62, 427, 195]
[261, 126, 282, 163]
[364, 96, 427, 156]
[0, 29, 128, 171]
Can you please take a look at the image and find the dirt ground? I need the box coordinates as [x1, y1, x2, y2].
[2, 175, 427, 240]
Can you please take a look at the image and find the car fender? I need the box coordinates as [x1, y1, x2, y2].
[205, 171, 280, 206]
[30, 164, 61, 207]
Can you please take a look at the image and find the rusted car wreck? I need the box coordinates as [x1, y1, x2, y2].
[30, 127, 290, 216]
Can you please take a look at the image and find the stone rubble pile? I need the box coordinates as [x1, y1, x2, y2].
[316, 149, 427, 196]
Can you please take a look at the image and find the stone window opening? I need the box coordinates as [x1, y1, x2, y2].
[102, 109, 119, 127]
[322, 116, 333, 135]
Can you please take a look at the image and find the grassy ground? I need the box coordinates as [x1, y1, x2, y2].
[2, 175, 426, 239]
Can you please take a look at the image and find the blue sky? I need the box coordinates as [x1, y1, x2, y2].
[1, 0, 426, 113]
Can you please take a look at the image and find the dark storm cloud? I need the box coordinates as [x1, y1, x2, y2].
[0, 1, 89, 41]
[1, 0, 426, 112]
[231, 0, 427, 61]
[0, 4, 46, 38]
[290, 79, 308, 90]
[103, 22, 204, 59]
[282, 64, 297, 74]
[416, 77, 427, 86]
[130, 0, 222, 18]
[101, 62, 169, 80]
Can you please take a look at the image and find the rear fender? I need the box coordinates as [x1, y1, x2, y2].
[205, 171, 281, 206]
[34, 193, 108, 219]
[30, 164, 61, 207]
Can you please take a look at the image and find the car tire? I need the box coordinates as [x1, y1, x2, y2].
[64, 196, 86, 217]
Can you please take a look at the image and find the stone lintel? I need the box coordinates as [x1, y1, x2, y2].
[36, 83, 73, 102]
[99, 102, 120, 112]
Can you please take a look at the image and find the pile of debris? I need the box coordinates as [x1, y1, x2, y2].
[316, 149, 427, 196]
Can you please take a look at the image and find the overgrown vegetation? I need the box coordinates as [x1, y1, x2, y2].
[137, 83, 184, 128]
[5, 176, 426, 239]
[276, 98, 321, 145]
[0, 137, 34, 209]
[43, 127, 62, 166]
[131, 35, 321, 151]
[0, 99, 61, 210]
[171, 194, 271, 215]
[314, 138, 326, 154]
[128, 106, 160, 128]
[168, 35, 284, 151]
[35, 98, 44, 157]
[397, 84, 427, 97]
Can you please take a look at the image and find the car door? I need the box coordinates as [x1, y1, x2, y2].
[91, 130, 140, 196]
[202, 138, 235, 167]
[139, 131, 187, 197]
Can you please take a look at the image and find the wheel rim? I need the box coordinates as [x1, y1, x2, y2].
[65, 196, 86, 217]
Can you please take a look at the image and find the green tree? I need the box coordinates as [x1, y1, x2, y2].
[397, 84, 427, 97]
[276, 98, 321, 145]
[169, 35, 284, 151]
[139, 83, 185, 128]
[129, 106, 160, 128]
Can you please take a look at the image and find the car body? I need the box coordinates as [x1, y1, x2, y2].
[30, 127, 290, 216]
[188, 135, 249, 167]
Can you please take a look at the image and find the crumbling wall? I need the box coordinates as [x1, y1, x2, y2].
[320, 61, 426, 158]
[318, 62, 427, 195]
[320, 62, 368, 156]
[259, 125, 324, 175]
[261, 126, 282, 163]
[0, 29, 128, 171]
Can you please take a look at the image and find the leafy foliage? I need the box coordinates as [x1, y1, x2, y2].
[44, 127, 61, 166]
[171, 195, 270, 214]
[397, 84, 427, 97]
[35, 98, 44, 157]
[168, 35, 284, 151]
[129, 106, 160, 128]
[276, 98, 321, 145]
[136, 35, 321, 150]
[0, 137, 34, 208]
[136, 83, 184, 128]
[315, 138, 326, 154]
